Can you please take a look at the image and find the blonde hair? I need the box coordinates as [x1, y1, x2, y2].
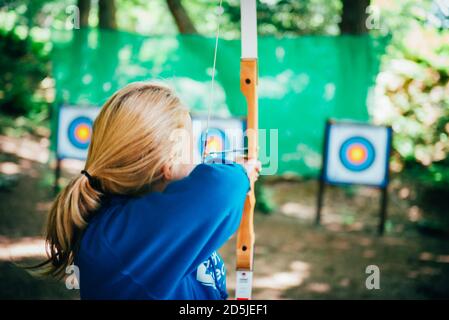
[39, 82, 188, 277]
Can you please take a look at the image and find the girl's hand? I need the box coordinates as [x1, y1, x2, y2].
[237, 157, 262, 182]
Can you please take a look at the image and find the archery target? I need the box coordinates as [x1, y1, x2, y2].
[57, 105, 101, 160]
[192, 116, 245, 164]
[323, 122, 392, 187]
[199, 127, 229, 156]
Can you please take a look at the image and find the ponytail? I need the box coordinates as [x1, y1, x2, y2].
[36, 172, 102, 278]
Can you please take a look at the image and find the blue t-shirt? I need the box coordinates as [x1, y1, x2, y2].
[76, 163, 249, 300]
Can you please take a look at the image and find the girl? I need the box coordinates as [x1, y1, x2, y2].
[39, 82, 260, 300]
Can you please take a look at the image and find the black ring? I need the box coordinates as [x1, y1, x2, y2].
[81, 170, 102, 192]
[81, 170, 92, 180]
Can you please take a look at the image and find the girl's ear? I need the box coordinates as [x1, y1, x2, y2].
[162, 163, 172, 180]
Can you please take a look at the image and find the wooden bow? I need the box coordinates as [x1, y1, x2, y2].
[235, 0, 258, 300]
[202, 0, 258, 300]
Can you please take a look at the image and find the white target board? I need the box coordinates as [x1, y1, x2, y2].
[57, 105, 101, 160]
[323, 122, 392, 187]
[192, 116, 245, 164]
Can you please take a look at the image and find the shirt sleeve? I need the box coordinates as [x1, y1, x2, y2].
[101, 163, 250, 299]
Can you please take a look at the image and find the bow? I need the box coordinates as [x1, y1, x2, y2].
[235, 0, 258, 300]
[203, 0, 258, 300]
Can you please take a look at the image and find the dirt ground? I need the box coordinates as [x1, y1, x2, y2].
[1, 135, 449, 300]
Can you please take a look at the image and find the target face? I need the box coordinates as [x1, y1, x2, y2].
[339, 136, 375, 172]
[57, 105, 101, 160]
[192, 116, 245, 164]
[67, 117, 93, 150]
[323, 122, 392, 187]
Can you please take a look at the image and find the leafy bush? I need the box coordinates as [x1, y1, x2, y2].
[373, 3, 449, 210]
[0, 29, 50, 117]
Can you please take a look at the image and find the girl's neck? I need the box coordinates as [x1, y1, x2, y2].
[151, 179, 169, 193]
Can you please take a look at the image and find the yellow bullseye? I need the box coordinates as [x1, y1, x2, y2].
[348, 145, 366, 164]
[206, 136, 224, 154]
[75, 124, 91, 142]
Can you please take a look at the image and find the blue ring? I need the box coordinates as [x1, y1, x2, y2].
[67, 116, 93, 150]
[339, 136, 375, 172]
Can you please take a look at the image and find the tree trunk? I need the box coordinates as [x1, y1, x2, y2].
[98, 0, 117, 30]
[166, 0, 197, 34]
[339, 0, 370, 34]
[77, 0, 91, 28]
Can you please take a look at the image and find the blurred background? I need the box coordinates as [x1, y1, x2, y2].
[1, 0, 449, 299]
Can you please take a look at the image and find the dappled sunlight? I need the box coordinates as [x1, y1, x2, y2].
[419, 252, 434, 261]
[0, 136, 49, 164]
[363, 249, 376, 258]
[419, 267, 440, 276]
[331, 240, 350, 251]
[408, 206, 422, 222]
[280, 202, 315, 221]
[305, 282, 331, 293]
[278, 196, 380, 232]
[382, 237, 406, 246]
[407, 270, 419, 279]
[339, 278, 350, 288]
[253, 288, 284, 300]
[419, 252, 449, 264]
[318, 220, 363, 233]
[324, 223, 344, 232]
[437, 256, 449, 264]
[359, 237, 373, 247]
[35, 201, 52, 213]
[0, 237, 46, 261]
[0, 162, 20, 175]
[252, 260, 310, 291]
[341, 222, 364, 232]
[60, 159, 85, 174]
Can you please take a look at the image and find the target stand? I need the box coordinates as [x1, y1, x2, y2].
[54, 104, 101, 193]
[315, 120, 393, 235]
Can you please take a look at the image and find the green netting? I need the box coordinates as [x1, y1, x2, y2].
[51, 28, 388, 176]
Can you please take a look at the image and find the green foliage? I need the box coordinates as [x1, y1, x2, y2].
[0, 29, 50, 118]
[372, 0, 449, 204]
[115, 0, 342, 37]
[255, 181, 276, 214]
[221, 0, 342, 36]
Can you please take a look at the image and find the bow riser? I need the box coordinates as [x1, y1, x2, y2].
[235, 58, 258, 301]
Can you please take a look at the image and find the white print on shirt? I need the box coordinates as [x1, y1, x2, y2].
[196, 260, 216, 289]
[215, 266, 222, 281]
[196, 251, 226, 291]
[211, 251, 221, 264]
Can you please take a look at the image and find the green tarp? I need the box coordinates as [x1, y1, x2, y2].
[51, 28, 387, 176]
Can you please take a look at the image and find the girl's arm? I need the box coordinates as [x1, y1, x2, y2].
[101, 163, 249, 298]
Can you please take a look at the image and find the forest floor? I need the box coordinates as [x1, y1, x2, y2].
[1, 134, 449, 299]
